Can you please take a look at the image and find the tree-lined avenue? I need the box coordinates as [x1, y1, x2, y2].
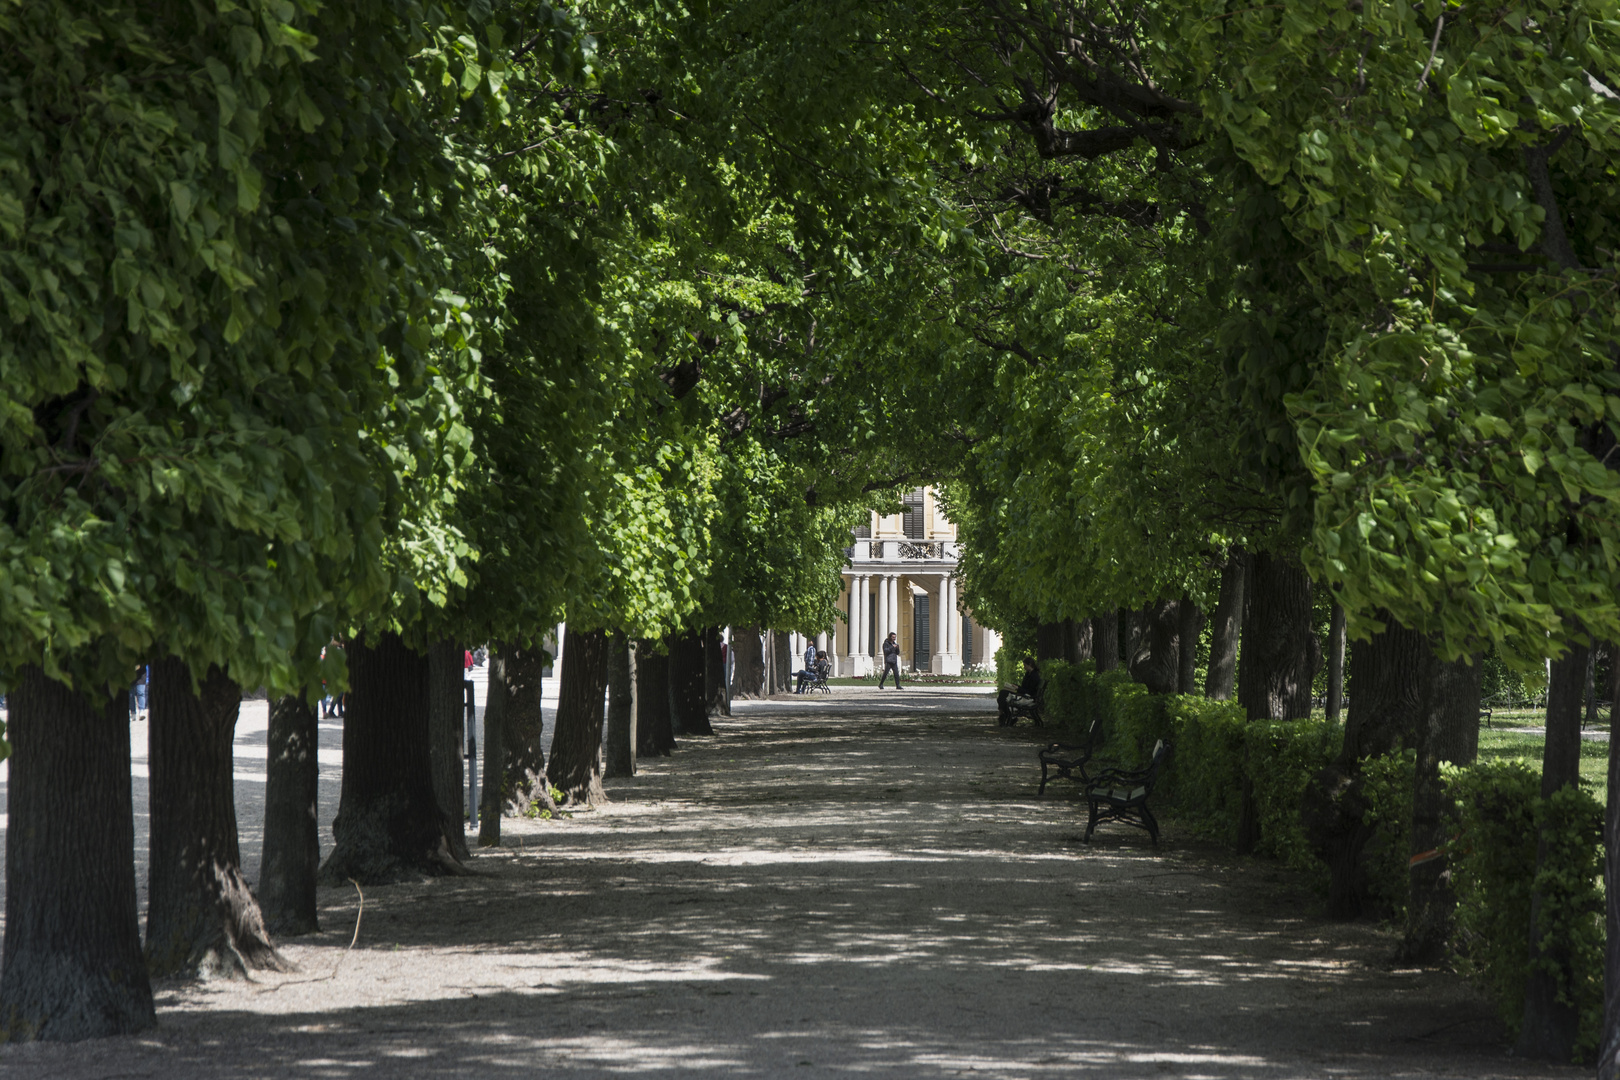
[0, 691, 1571, 1079]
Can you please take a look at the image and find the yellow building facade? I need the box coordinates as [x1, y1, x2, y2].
[791, 487, 1001, 677]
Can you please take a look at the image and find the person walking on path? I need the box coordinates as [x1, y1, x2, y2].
[878, 632, 904, 690]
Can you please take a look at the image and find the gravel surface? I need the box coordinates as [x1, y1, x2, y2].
[0, 686, 1585, 1078]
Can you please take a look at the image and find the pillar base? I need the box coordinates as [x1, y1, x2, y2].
[845, 655, 873, 677]
[931, 653, 962, 676]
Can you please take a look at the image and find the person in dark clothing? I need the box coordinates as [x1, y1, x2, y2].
[878, 632, 904, 689]
[795, 641, 819, 694]
[998, 657, 1040, 725]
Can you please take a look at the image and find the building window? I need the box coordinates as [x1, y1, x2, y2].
[852, 517, 871, 539]
[902, 488, 925, 539]
[962, 616, 973, 667]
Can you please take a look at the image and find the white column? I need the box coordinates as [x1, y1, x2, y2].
[850, 578, 860, 658]
[982, 625, 1002, 667]
[874, 575, 887, 657]
[887, 576, 899, 639]
[865, 574, 877, 672]
[943, 578, 961, 675]
[862, 575, 873, 655]
[887, 576, 897, 648]
[931, 577, 948, 674]
[856, 574, 872, 674]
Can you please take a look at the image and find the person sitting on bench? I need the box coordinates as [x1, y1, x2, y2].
[998, 656, 1040, 725]
[795, 641, 820, 694]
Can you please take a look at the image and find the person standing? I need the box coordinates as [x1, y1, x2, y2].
[878, 632, 904, 690]
[130, 665, 149, 721]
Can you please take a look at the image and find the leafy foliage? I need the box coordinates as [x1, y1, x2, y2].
[0, 0, 500, 692]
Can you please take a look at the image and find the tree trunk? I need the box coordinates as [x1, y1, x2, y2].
[730, 626, 765, 699]
[636, 642, 676, 756]
[1588, 647, 1600, 729]
[477, 650, 506, 847]
[1401, 654, 1482, 963]
[1340, 619, 1430, 762]
[771, 630, 793, 696]
[0, 667, 155, 1041]
[1301, 619, 1429, 916]
[1073, 618, 1094, 662]
[761, 629, 775, 693]
[1600, 653, 1620, 1080]
[671, 628, 713, 732]
[704, 626, 728, 716]
[146, 659, 288, 979]
[1125, 608, 1153, 679]
[501, 645, 548, 816]
[605, 634, 637, 779]
[1177, 594, 1201, 694]
[1516, 631, 1590, 1062]
[321, 632, 462, 884]
[1093, 610, 1120, 672]
[1234, 552, 1315, 854]
[1035, 621, 1066, 663]
[259, 694, 321, 936]
[548, 626, 610, 806]
[1205, 552, 1246, 700]
[426, 640, 470, 863]
[1326, 604, 1346, 721]
[1236, 551, 1314, 721]
[1131, 599, 1180, 695]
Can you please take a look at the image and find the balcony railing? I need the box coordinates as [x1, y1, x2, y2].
[847, 540, 956, 562]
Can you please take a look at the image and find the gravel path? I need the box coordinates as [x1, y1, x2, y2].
[0, 687, 1583, 1078]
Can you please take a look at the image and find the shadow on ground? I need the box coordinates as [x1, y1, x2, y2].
[0, 692, 1578, 1079]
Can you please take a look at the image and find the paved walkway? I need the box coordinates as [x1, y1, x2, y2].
[0, 688, 1579, 1078]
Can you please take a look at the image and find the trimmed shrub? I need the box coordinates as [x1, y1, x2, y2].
[1446, 762, 1604, 1060]
[1358, 749, 1417, 918]
[1243, 718, 1342, 872]
[1022, 662, 1606, 1058]
[1158, 697, 1249, 842]
[1039, 659, 1089, 730]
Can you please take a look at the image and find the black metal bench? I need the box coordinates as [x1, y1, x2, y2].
[999, 678, 1045, 727]
[1084, 739, 1171, 845]
[800, 658, 832, 694]
[1037, 713, 1107, 795]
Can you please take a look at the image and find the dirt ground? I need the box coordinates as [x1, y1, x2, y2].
[0, 687, 1586, 1079]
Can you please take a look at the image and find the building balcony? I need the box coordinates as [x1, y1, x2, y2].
[847, 540, 958, 564]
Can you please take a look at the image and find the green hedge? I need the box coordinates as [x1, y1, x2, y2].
[1041, 661, 1340, 868]
[1446, 761, 1604, 1059]
[1034, 661, 1604, 1057]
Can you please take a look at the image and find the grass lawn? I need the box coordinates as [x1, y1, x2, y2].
[1474, 724, 1611, 803]
[825, 676, 997, 686]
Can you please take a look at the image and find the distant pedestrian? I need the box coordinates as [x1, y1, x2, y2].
[878, 632, 904, 690]
[464, 648, 475, 672]
[321, 640, 345, 717]
[129, 665, 149, 720]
